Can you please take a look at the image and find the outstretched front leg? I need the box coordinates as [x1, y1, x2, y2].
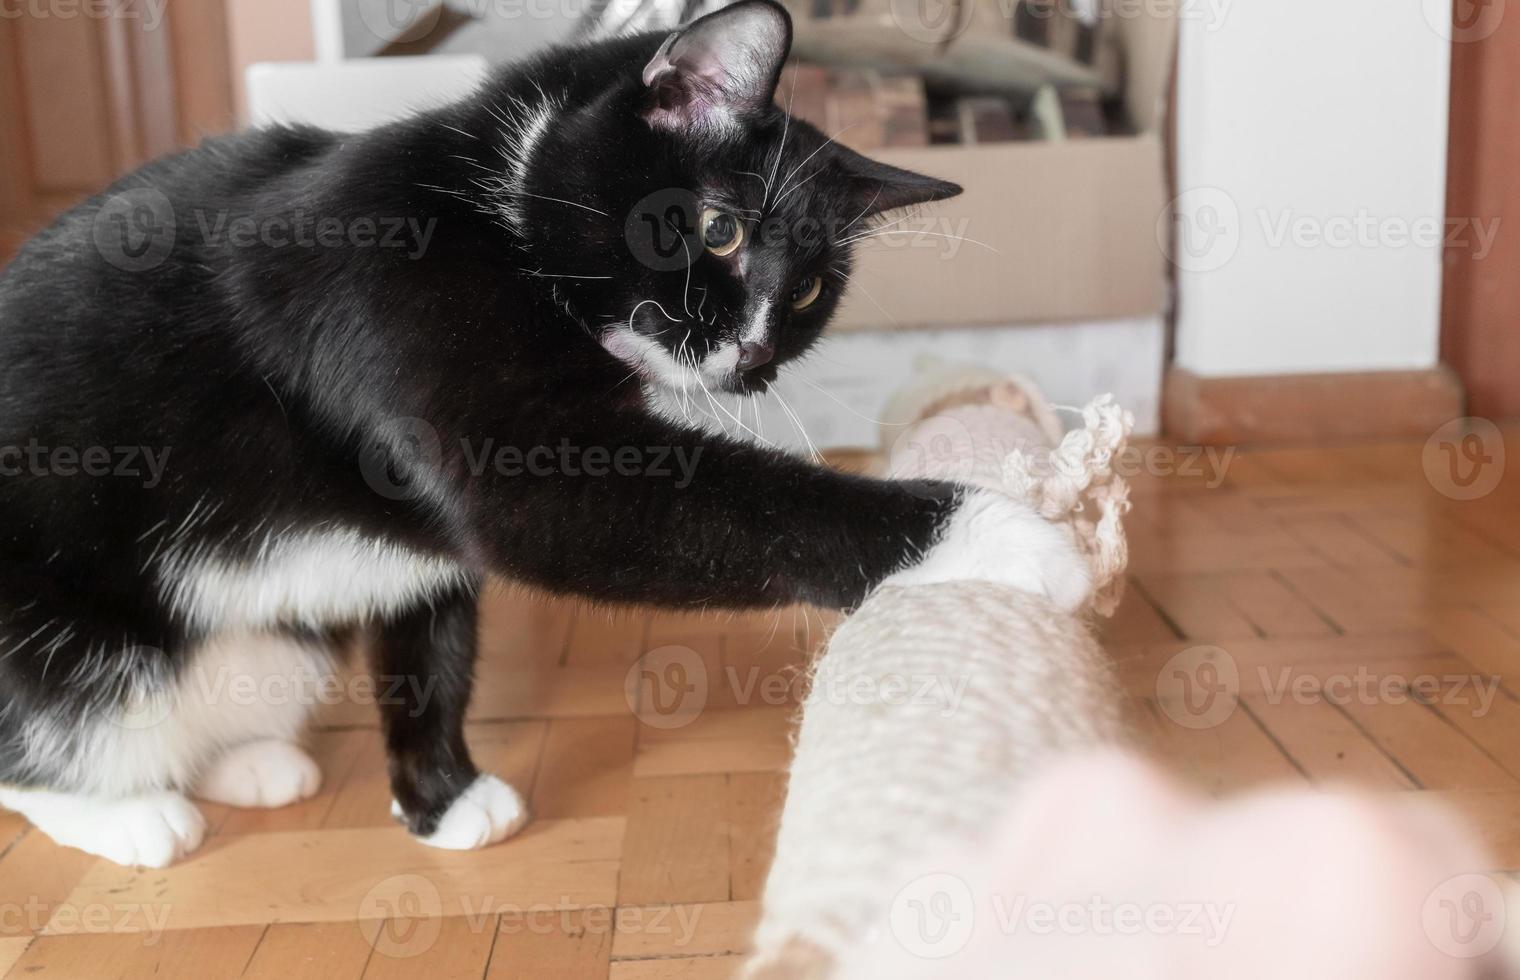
[451, 407, 1091, 612]
[375, 580, 527, 850]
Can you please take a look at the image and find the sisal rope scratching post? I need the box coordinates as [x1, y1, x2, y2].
[742, 370, 1134, 979]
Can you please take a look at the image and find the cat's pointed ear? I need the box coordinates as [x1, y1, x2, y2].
[640, 0, 792, 130]
[836, 146, 963, 217]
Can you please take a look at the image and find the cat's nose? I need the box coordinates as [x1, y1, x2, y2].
[737, 341, 774, 372]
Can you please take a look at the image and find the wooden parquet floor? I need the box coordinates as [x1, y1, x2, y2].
[2, 425, 1519, 978]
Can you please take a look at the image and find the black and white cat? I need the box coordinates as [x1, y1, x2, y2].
[0, 0, 1089, 868]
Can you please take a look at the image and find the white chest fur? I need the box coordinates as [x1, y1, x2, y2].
[157, 528, 469, 633]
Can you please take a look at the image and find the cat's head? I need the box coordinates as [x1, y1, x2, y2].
[500, 0, 960, 396]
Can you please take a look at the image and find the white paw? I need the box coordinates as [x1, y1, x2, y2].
[407, 775, 529, 851]
[194, 739, 322, 809]
[96, 794, 207, 868]
[885, 489, 1093, 612]
[6, 791, 208, 869]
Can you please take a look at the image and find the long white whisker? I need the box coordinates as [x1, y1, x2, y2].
[683, 347, 717, 428]
[692, 366, 732, 436]
[773, 123, 859, 203]
[837, 210, 920, 245]
[773, 168, 824, 209]
[842, 230, 1000, 253]
[793, 374, 910, 427]
[501, 191, 609, 217]
[695, 366, 771, 445]
[735, 170, 772, 201]
[676, 330, 697, 420]
[519, 269, 613, 279]
[765, 68, 799, 209]
[840, 186, 884, 235]
[669, 217, 695, 317]
[848, 280, 902, 329]
[772, 388, 823, 464]
[628, 299, 683, 333]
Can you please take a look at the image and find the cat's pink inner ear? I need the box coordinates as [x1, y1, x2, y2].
[640, 0, 791, 130]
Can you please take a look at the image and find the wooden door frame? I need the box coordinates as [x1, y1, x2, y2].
[0, 0, 234, 263]
[1441, 3, 1520, 420]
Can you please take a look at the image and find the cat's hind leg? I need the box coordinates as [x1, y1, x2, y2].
[193, 738, 322, 809]
[0, 629, 333, 866]
[162, 631, 331, 810]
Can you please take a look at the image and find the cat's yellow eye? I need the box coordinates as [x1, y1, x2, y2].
[701, 208, 743, 256]
[790, 275, 823, 311]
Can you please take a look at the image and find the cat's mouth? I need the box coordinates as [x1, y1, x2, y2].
[724, 365, 777, 396]
[600, 322, 777, 398]
[695, 339, 779, 396]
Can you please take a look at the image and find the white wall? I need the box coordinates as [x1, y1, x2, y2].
[1171, 0, 1453, 377]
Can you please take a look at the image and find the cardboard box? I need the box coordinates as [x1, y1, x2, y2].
[803, 3, 1177, 331]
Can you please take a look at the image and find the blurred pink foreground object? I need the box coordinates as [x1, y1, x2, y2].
[843, 752, 1516, 980]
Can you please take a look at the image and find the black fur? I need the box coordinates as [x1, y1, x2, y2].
[376, 582, 482, 836]
[0, 1, 963, 824]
